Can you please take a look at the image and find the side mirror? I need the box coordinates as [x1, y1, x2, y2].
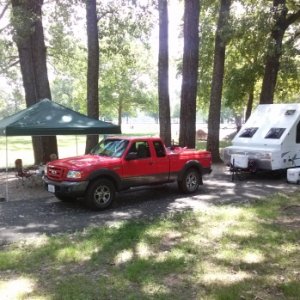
[126, 152, 138, 161]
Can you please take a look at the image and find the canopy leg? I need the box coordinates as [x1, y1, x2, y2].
[75, 135, 78, 155]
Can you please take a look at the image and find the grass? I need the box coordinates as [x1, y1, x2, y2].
[0, 136, 88, 168]
[0, 192, 299, 299]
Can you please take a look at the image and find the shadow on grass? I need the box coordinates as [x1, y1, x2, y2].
[0, 194, 299, 299]
[0, 219, 190, 299]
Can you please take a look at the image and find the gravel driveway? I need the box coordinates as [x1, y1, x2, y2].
[1, 164, 299, 245]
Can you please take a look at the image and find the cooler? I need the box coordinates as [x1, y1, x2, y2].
[230, 154, 249, 169]
[287, 168, 300, 184]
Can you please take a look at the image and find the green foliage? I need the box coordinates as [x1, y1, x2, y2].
[98, 0, 155, 55]
[198, 0, 300, 116]
[47, 0, 157, 121]
[197, 1, 218, 108]
[223, 1, 269, 112]
[1, 0, 300, 130]
[100, 42, 157, 123]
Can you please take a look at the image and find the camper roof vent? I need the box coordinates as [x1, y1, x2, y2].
[285, 109, 296, 115]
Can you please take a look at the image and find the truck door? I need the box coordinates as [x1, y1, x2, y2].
[151, 140, 170, 181]
[122, 140, 167, 186]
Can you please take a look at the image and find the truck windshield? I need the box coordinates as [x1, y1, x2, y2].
[91, 139, 129, 158]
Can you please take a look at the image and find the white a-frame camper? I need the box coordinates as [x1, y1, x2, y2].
[223, 103, 300, 171]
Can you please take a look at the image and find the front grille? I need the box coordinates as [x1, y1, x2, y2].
[47, 166, 66, 181]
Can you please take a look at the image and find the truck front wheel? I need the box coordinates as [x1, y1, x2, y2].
[178, 168, 201, 193]
[85, 179, 115, 210]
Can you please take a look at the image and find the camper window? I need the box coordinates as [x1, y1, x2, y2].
[265, 128, 285, 139]
[239, 127, 258, 138]
[296, 122, 300, 143]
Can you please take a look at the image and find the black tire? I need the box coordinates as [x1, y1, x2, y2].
[54, 192, 74, 202]
[178, 168, 201, 193]
[85, 179, 115, 210]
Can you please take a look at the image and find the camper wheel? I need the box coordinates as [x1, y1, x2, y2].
[248, 160, 257, 173]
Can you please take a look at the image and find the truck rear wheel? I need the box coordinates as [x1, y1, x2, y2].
[85, 179, 115, 210]
[178, 168, 201, 193]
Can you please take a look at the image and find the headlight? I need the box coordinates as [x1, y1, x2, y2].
[67, 170, 82, 179]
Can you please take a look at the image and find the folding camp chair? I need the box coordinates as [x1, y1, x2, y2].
[15, 159, 35, 187]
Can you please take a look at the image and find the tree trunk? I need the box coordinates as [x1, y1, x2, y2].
[85, 0, 100, 154]
[245, 83, 254, 121]
[259, 0, 300, 104]
[179, 0, 200, 148]
[158, 0, 171, 146]
[11, 0, 58, 164]
[206, 0, 231, 163]
[259, 0, 287, 104]
[118, 99, 123, 126]
[234, 114, 242, 132]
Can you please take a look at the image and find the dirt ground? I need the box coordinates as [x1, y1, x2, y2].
[0, 171, 51, 202]
[0, 164, 300, 245]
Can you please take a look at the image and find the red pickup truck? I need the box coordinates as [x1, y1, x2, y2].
[43, 136, 212, 210]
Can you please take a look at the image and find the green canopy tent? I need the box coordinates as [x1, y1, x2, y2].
[0, 99, 121, 201]
[0, 98, 121, 136]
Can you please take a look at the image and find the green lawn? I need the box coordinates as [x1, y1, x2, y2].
[0, 192, 299, 299]
[0, 136, 88, 168]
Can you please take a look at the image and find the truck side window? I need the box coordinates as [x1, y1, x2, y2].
[128, 141, 150, 159]
[153, 141, 166, 157]
[297, 122, 300, 143]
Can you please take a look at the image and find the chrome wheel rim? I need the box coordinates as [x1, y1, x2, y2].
[94, 185, 111, 205]
[186, 172, 198, 192]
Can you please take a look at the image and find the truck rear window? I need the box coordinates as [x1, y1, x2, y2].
[265, 128, 285, 139]
[239, 127, 258, 138]
[153, 141, 166, 157]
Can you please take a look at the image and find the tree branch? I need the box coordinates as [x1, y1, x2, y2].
[0, 3, 8, 20]
[0, 23, 10, 34]
[0, 59, 20, 73]
[285, 9, 300, 29]
[97, 8, 116, 23]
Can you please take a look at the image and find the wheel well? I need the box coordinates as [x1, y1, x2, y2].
[88, 175, 118, 190]
[88, 169, 122, 191]
[178, 162, 203, 182]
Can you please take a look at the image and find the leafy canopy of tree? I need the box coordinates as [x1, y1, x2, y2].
[0, 0, 299, 152]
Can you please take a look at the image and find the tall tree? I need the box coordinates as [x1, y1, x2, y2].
[179, 0, 200, 148]
[11, 0, 58, 164]
[206, 0, 231, 162]
[260, 0, 300, 104]
[158, 0, 171, 146]
[85, 0, 100, 154]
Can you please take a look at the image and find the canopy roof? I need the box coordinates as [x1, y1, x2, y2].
[0, 99, 121, 136]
